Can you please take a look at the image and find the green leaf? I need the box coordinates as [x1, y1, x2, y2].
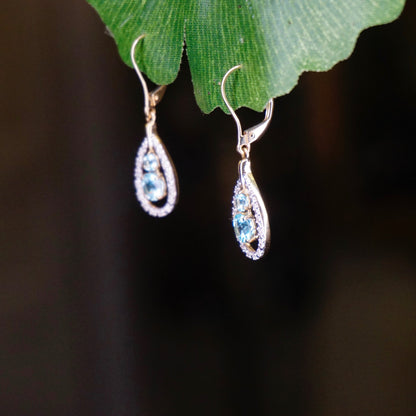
[86, 0, 405, 113]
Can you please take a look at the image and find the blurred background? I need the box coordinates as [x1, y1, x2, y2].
[1, 1, 415, 415]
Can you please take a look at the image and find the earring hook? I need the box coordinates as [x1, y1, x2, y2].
[221, 65, 274, 158]
[131, 34, 167, 120]
[221, 64, 243, 141]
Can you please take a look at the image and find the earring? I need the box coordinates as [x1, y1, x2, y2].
[131, 35, 179, 217]
[221, 65, 273, 260]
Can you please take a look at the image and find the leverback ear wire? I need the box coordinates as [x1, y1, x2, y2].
[221, 65, 274, 158]
[131, 35, 167, 132]
[221, 64, 273, 260]
[131, 34, 151, 117]
[131, 34, 179, 218]
[221, 64, 243, 146]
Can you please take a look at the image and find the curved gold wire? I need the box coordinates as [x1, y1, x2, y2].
[220, 64, 243, 141]
[130, 34, 151, 118]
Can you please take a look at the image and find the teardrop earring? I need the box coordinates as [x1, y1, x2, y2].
[221, 65, 273, 260]
[131, 35, 179, 217]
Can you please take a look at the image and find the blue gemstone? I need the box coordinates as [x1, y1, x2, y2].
[142, 172, 166, 201]
[143, 152, 159, 172]
[235, 192, 250, 212]
[232, 213, 256, 243]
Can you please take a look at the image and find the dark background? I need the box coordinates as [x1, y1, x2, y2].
[1, 2, 415, 415]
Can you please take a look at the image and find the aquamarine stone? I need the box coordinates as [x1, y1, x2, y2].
[142, 172, 166, 201]
[143, 152, 159, 172]
[235, 192, 250, 212]
[233, 213, 256, 243]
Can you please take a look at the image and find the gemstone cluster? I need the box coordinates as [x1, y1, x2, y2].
[134, 135, 178, 217]
[232, 193, 256, 244]
[231, 177, 268, 260]
[141, 152, 167, 202]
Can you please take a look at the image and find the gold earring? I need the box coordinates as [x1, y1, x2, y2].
[131, 35, 179, 217]
[221, 65, 273, 260]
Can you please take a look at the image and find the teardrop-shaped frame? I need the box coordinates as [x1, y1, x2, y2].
[232, 159, 270, 260]
[134, 133, 179, 217]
